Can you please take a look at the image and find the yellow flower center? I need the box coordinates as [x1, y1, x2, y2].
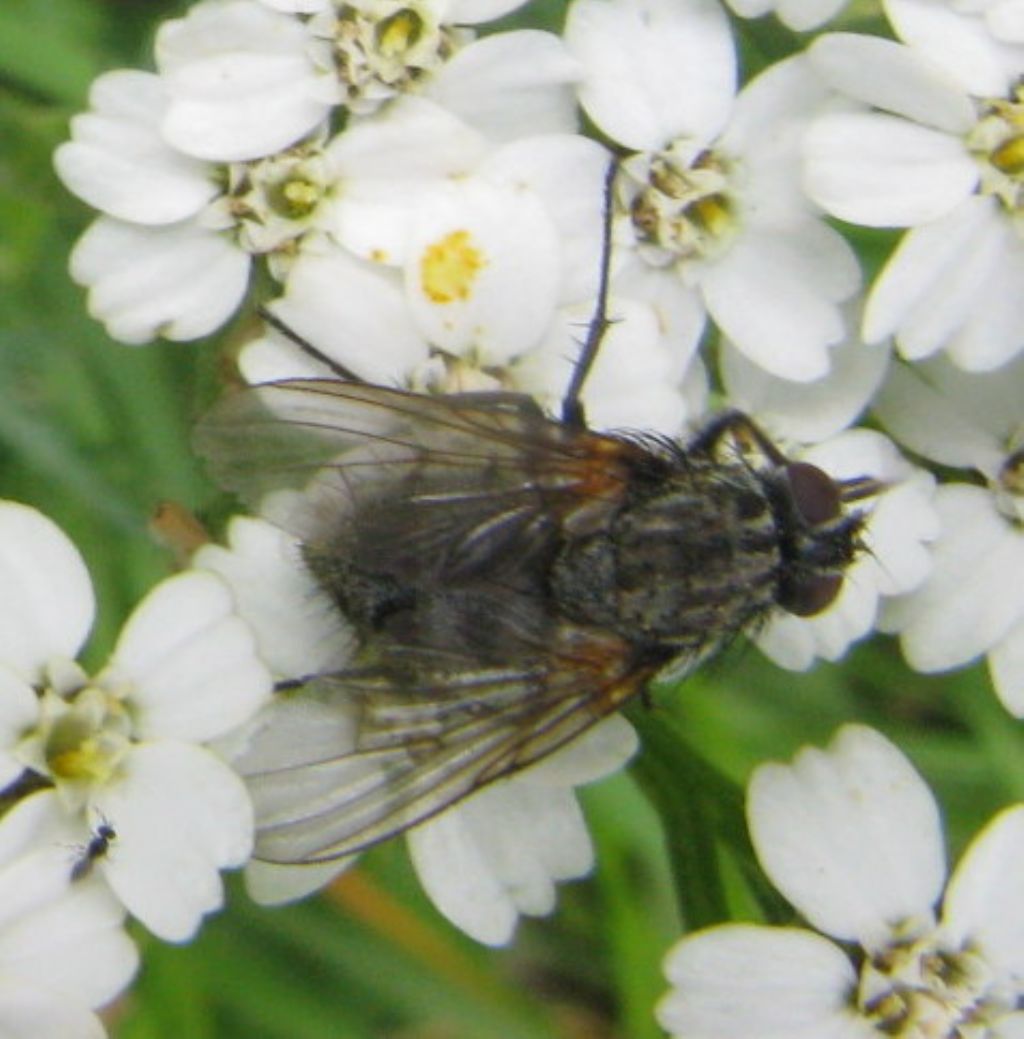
[624, 139, 737, 266]
[858, 922, 1012, 1038]
[969, 85, 1024, 216]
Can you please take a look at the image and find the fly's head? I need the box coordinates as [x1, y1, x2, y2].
[762, 460, 869, 618]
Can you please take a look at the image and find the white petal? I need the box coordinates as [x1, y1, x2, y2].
[98, 742, 253, 941]
[863, 198, 1005, 357]
[325, 97, 487, 265]
[272, 249, 427, 384]
[995, 1014, 1024, 1039]
[658, 925, 868, 1039]
[942, 805, 1024, 976]
[944, 226, 1024, 371]
[884, 0, 1024, 96]
[479, 133, 610, 303]
[803, 113, 977, 227]
[236, 331, 338, 382]
[872, 356, 1017, 474]
[517, 296, 689, 435]
[519, 715, 638, 786]
[156, 0, 332, 161]
[0, 501, 94, 682]
[408, 807, 518, 945]
[448, 0, 530, 20]
[244, 856, 352, 906]
[775, 0, 849, 31]
[193, 516, 354, 679]
[69, 217, 250, 343]
[423, 30, 579, 142]
[0, 668, 39, 787]
[406, 177, 560, 362]
[54, 70, 215, 225]
[808, 34, 976, 132]
[0, 882, 137, 1011]
[0, 987, 106, 1039]
[700, 223, 855, 382]
[0, 794, 137, 1008]
[748, 724, 946, 946]
[109, 570, 271, 742]
[614, 263, 708, 377]
[565, 0, 735, 150]
[989, 618, 1024, 716]
[720, 333, 890, 443]
[897, 485, 1024, 671]
[719, 56, 831, 220]
[409, 779, 593, 945]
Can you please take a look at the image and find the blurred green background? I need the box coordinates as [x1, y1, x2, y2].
[2, 1, 1021, 1036]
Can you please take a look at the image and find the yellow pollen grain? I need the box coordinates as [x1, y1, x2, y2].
[420, 230, 485, 304]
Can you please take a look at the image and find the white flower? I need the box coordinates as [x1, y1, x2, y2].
[197, 515, 639, 944]
[54, 69, 345, 343]
[243, 127, 693, 431]
[0, 794, 138, 1039]
[753, 428, 938, 670]
[658, 724, 1024, 1039]
[803, 32, 1024, 370]
[407, 715, 637, 945]
[874, 357, 1024, 714]
[0, 501, 272, 941]
[155, 0, 576, 163]
[565, 0, 861, 382]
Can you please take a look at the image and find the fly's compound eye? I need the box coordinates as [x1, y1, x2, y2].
[776, 462, 853, 618]
[784, 462, 841, 526]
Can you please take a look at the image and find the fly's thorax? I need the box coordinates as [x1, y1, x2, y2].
[550, 460, 783, 651]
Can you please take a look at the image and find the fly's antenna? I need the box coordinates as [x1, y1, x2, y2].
[257, 306, 365, 383]
[560, 157, 619, 430]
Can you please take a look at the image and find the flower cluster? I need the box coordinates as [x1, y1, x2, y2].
[0, 501, 271, 1034]
[659, 725, 1024, 1039]
[32, 0, 1024, 1032]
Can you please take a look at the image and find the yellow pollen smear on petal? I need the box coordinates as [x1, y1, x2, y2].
[420, 230, 486, 304]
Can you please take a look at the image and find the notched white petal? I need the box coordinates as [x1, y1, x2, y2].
[658, 924, 864, 1039]
[0, 502, 94, 683]
[69, 217, 250, 343]
[109, 570, 272, 742]
[748, 724, 945, 946]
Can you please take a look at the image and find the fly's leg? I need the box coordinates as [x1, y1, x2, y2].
[560, 157, 619, 431]
[258, 306, 365, 383]
[689, 410, 790, 466]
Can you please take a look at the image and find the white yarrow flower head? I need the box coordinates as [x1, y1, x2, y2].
[0, 501, 273, 942]
[154, 0, 577, 163]
[803, 32, 1024, 370]
[565, 0, 861, 383]
[0, 794, 139, 1038]
[239, 128, 695, 433]
[54, 70, 347, 343]
[658, 724, 1024, 1039]
[196, 515, 638, 945]
[874, 357, 1024, 715]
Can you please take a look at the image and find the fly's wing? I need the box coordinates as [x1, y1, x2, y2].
[194, 380, 642, 580]
[238, 628, 660, 864]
